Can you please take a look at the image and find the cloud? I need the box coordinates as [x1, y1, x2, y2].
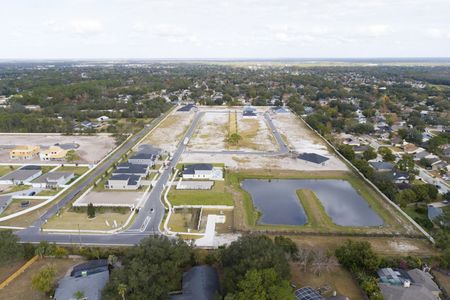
[359, 25, 392, 37]
[132, 22, 200, 44]
[70, 19, 104, 35]
[426, 28, 450, 39]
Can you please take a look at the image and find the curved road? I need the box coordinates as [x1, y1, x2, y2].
[15, 110, 284, 246]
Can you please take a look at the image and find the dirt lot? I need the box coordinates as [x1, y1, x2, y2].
[181, 152, 347, 171]
[187, 111, 228, 151]
[142, 111, 195, 152]
[0, 133, 115, 164]
[236, 113, 278, 151]
[0, 257, 84, 300]
[290, 262, 364, 300]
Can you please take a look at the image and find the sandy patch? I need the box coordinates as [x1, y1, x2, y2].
[237, 114, 278, 151]
[143, 111, 195, 152]
[187, 112, 228, 151]
[388, 241, 419, 252]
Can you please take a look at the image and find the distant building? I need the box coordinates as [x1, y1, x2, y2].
[9, 145, 40, 160]
[171, 266, 220, 300]
[128, 152, 157, 166]
[107, 174, 141, 190]
[177, 104, 196, 112]
[39, 146, 68, 161]
[113, 163, 149, 177]
[370, 161, 394, 172]
[96, 116, 110, 122]
[31, 172, 74, 188]
[242, 106, 257, 118]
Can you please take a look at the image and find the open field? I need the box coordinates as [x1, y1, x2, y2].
[227, 169, 418, 235]
[0, 133, 115, 164]
[0, 260, 25, 283]
[290, 262, 364, 300]
[74, 190, 143, 207]
[236, 114, 278, 151]
[0, 258, 85, 300]
[168, 180, 234, 206]
[0, 198, 45, 217]
[0, 166, 16, 176]
[44, 207, 132, 230]
[187, 112, 228, 151]
[142, 111, 195, 152]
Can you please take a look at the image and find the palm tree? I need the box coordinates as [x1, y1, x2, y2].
[73, 290, 85, 300]
[117, 283, 127, 300]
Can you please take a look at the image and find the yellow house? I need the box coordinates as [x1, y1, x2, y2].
[9, 145, 40, 160]
[39, 146, 68, 161]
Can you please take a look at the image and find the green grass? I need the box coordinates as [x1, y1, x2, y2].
[167, 180, 234, 206]
[175, 163, 225, 170]
[41, 166, 54, 174]
[36, 189, 61, 196]
[296, 189, 334, 229]
[0, 166, 16, 177]
[56, 166, 90, 176]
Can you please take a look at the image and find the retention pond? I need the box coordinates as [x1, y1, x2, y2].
[241, 179, 383, 227]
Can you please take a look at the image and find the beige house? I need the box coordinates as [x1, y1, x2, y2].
[39, 146, 67, 161]
[9, 145, 40, 160]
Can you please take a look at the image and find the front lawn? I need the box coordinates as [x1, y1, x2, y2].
[167, 180, 234, 206]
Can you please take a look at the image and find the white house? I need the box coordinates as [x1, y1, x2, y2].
[31, 172, 75, 188]
[107, 174, 141, 190]
[182, 164, 223, 180]
[0, 166, 42, 185]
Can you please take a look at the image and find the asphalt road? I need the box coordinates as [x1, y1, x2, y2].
[15, 111, 203, 245]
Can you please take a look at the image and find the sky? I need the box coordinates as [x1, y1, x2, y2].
[1, 0, 450, 59]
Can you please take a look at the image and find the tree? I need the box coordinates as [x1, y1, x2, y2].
[335, 240, 380, 274]
[220, 235, 290, 293]
[396, 154, 415, 173]
[363, 147, 377, 161]
[227, 133, 242, 146]
[117, 283, 127, 300]
[87, 203, 96, 219]
[274, 236, 298, 258]
[32, 264, 57, 295]
[0, 230, 24, 264]
[102, 236, 193, 300]
[73, 290, 85, 300]
[395, 189, 417, 207]
[378, 147, 396, 162]
[233, 268, 294, 300]
[337, 144, 355, 161]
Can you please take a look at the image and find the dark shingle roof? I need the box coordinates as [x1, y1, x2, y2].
[183, 164, 213, 175]
[171, 266, 219, 300]
[298, 153, 329, 164]
[70, 259, 109, 277]
[114, 163, 148, 175]
[178, 104, 196, 112]
[109, 174, 140, 185]
[370, 161, 394, 171]
[20, 165, 42, 170]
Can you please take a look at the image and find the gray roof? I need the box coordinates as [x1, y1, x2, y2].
[114, 163, 148, 175]
[178, 104, 196, 111]
[183, 164, 213, 175]
[20, 165, 42, 170]
[109, 174, 140, 185]
[298, 153, 329, 164]
[370, 161, 394, 171]
[294, 287, 324, 300]
[171, 266, 219, 300]
[428, 205, 443, 220]
[129, 152, 157, 161]
[32, 172, 74, 184]
[407, 269, 440, 293]
[137, 144, 161, 156]
[0, 195, 12, 213]
[0, 169, 41, 181]
[54, 270, 109, 300]
[379, 283, 437, 300]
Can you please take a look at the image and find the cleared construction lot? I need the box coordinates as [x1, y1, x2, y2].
[0, 133, 115, 164]
[142, 111, 195, 152]
[188, 107, 278, 152]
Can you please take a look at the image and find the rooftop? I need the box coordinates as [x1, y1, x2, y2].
[183, 164, 214, 174]
[109, 174, 141, 186]
[171, 266, 219, 300]
[32, 172, 74, 184]
[298, 153, 330, 164]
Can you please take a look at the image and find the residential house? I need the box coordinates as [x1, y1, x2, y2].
[378, 267, 440, 300]
[183, 164, 223, 180]
[353, 145, 369, 155]
[370, 161, 394, 172]
[113, 163, 149, 177]
[96, 116, 110, 122]
[107, 174, 141, 190]
[0, 165, 42, 185]
[171, 266, 220, 300]
[128, 152, 157, 166]
[294, 286, 349, 300]
[9, 145, 40, 160]
[242, 106, 257, 118]
[31, 172, 74, 188]
[403, 143, 419, 154]
[391, 171, 410, 184]
[39, 146, 68, 161]
[177, 104, 196, 112]
[54, 260, 109, 300]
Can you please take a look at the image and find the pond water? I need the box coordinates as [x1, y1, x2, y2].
[241, 179, 383, 227]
